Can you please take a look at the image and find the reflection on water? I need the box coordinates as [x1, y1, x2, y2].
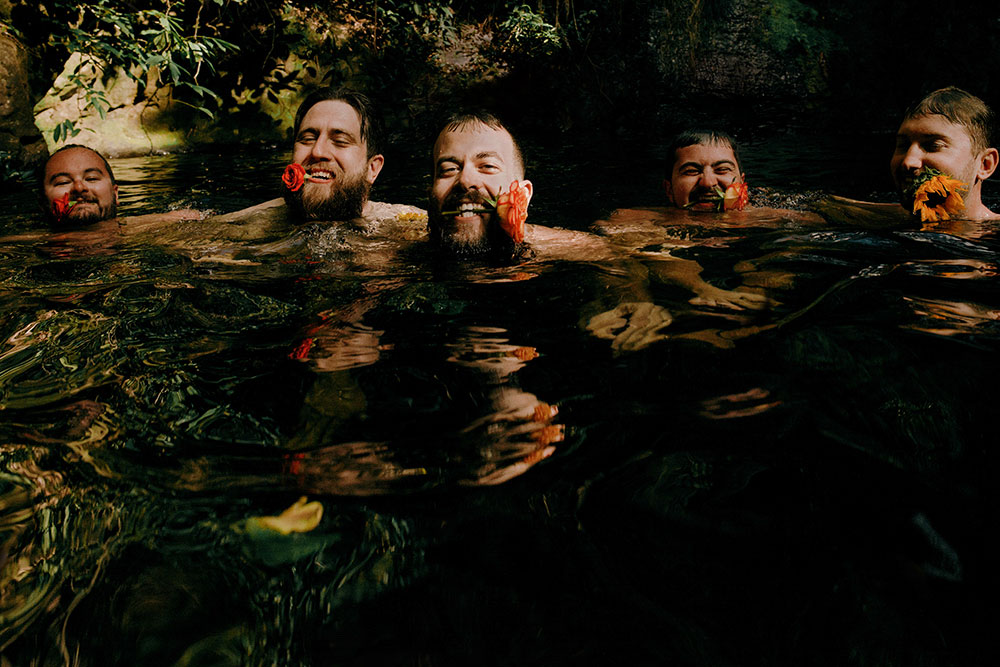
[1, 147, 995, 665]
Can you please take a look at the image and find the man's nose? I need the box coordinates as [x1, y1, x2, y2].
[698, 170, 719, 188]
[458, 164, 483, 190]
[309, 137, 334, 161]
[70, 177, 90, 194]
[900, 144, 924, 170]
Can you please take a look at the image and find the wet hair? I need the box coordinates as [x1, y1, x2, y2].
[904, 86, 996, 153]
[292, 87, 384, 159]
[38, 144, 117, 191]
[666, 129, 742, 175]
[435, 110, 526, 177]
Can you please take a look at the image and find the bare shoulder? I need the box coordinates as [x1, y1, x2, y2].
[364, 201, 427, 223]
[736, 206, 826, 226]
[593, 206, 676, 233]
[362, 201, 429, 240]
[118, 208, 207, 234]
[137, 199, 292, 243]
[526, 224, 617, 261]
[810, 195, 910, 227]
[209, 198, 286, 224]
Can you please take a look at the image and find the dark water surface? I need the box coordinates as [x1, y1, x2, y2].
[1, 134, 996, 666]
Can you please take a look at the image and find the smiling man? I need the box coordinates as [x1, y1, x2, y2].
[41, 144, 119, 225]
[428, 111, 533, 259]
[891, 87, 998, 221]
[198, 88, 423, 242]
[664, 129, 745, 211]
[284, 88, 385, 221]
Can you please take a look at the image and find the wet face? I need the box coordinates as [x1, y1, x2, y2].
[43, 147, 118, 224]
[891, 114, 990, 209]
[429, 122, 532, 255]
[286, 100, 384, 221]
[665, 142, 743, 210]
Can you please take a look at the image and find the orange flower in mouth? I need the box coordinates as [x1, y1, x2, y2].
[440, 180, 530, 242]
[51, 192, 79, 222]
[495, 180, 530, 243]
[684, 181, 749, 212]
[909, 169, 967, 222]
[282, 163, 306, 192]
[723, 181, 749, 211]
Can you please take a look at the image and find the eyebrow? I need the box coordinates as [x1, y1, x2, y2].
[435, 151, 506, 168]
[897, 131, 947, 140]
[297, 127, 357, 142]
[678, 159, 736, 170]
[48, 168, 106, 183]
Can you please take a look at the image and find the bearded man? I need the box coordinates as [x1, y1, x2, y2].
[40, 144, 119, 225]
[283, 88, 385, 221]
[427, 110, 534, 260]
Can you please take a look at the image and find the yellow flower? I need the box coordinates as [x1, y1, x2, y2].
[251, 496, 323, 535]
[395, 211, 427, 223]
[912, 173, 967, 222]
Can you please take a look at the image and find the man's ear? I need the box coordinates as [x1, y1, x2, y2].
[663, 179, 673, 203]
[977, 147, 999, 182]
[520, 179, 533, 206]
[367, 155, 385, 184]
[113, 183, 119, 203]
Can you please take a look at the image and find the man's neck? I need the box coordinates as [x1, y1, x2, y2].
[963, 187, 997, 220]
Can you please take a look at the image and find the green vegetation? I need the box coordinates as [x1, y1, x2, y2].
[3, 1, 619, 145]
[3, 0, 998, 153]
[6, 0, 246, 141]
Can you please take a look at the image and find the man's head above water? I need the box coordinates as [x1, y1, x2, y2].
[428, 111, 533, 258]
[664, 129, 745, 211]
[891, 86, 998, 220]
[284, 87, 385, 221]
[40, 145, 119, 225]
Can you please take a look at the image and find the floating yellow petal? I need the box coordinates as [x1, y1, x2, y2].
[254, 496, 323, 535]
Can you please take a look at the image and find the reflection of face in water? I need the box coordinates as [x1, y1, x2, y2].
[42, 147, 119, 225]
[284, 324, 562, 490]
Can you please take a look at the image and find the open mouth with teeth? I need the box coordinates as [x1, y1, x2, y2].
[442, 202, 493, 217]
[306, 169, 334, 183]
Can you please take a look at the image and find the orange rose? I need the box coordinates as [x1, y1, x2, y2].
[282, 163, 306, 192]
[723, 181, 749, 211]
[495, 180, 529, 243]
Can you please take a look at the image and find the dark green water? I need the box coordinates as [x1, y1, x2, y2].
[1, 135, 996, 666]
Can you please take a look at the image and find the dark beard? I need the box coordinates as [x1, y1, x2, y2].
[284, 175, 370, 222]
[47, 198, 118, 226]
[427, 208, 528, 263]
